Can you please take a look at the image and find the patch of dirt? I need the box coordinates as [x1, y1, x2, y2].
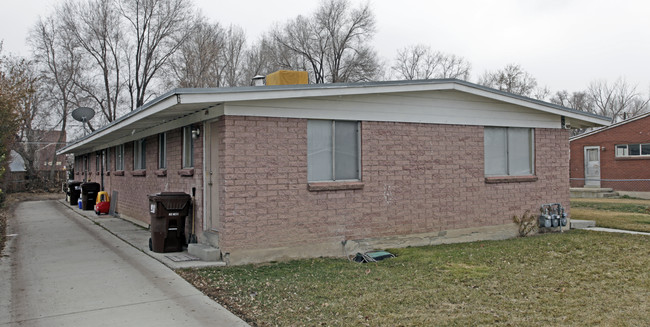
[1, 191, 64, 253]
[176, 269, 260, 327]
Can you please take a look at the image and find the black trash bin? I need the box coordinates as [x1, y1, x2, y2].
[67, 181, 82, 206]
[80, 182, 101, 210]
[148, 192, 191, 253]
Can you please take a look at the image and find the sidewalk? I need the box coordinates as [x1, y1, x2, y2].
[1, 199, 248, 326]
[58, 199, 226, 269]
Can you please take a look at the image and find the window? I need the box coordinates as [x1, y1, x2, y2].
[134, 138, 146, 170]
[484, 127, 534, 176]
[115, 144, 124, 171]
[182, 126, 194, 168]
[616, 143, 650, 157]
[106, 148, 111, 171]
[158, 133, 167, 169]
[95, 152, 100, 171]
[307, 120, 360, 182]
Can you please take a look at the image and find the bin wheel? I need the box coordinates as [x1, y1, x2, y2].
[149, 238, 152, 251]
[95, 210, 99, 216]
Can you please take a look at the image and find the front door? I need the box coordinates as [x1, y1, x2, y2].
[205, 121, 220, 231]
[584, 146, 600, 187]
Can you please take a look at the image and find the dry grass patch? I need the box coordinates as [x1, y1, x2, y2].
[179, 231, 650, 326]
[571, 198, 650, 232]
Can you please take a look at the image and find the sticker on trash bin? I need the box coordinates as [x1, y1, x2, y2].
[169, 212, 179, 216]
[150, 204, 156, 213]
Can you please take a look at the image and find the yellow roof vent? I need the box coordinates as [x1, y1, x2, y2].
[265, 70, 308, 86]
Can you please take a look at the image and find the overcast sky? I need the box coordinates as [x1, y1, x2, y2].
[1, 0, 649, 94]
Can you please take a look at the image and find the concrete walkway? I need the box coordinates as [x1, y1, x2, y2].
[583, 227, 650, 236]
[0, 200, 248, 326]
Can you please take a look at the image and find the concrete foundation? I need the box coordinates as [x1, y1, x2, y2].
[225, 223, 519, 266]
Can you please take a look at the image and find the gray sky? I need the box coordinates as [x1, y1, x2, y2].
[2, 0, 649, 94]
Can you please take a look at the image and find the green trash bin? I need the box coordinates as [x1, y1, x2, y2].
[148, 192, 191, 253]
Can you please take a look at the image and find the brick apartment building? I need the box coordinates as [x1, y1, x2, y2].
[58, 77, 609, 265]
[570, 113, 650, 192]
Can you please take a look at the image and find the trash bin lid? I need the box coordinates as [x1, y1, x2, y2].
[148, 192, 191, 211]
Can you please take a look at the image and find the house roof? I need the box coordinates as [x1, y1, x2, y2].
[57, 79, 611, 155]
[569, 112, 650, 141]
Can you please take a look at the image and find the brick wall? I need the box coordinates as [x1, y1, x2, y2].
[74, 126, 204, 229]
[570, 115, 650, 191]
[218, 116, 570, 258]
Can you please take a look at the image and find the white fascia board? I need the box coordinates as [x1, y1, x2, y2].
[179, 82, 609, 127]
[58, 96, 179, 155]
[450, 84, 610, 127]
[177, 82, 455, 104]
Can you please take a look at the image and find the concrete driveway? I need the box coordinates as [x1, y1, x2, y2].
[0, 200, 248, 326]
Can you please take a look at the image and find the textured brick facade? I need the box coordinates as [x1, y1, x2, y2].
[73, 116, 571, 264]
[570, 115, 650, 191]
[218, 116, 570, 260]
[74, 126, 204, 229]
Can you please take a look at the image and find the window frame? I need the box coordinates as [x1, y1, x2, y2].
[158, 133, 167, 169]
[307, 120, 361, 182]
[133, 138, 146, 170]
[182, 126, 194, 168]
[484, 127, 535, 177]
[615, 143, 650, 157]
[115, 144, 125, 171]
[106, 148, 111, 171]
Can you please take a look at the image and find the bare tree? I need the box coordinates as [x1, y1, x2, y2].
[221, 25, 246, 87]
[550, 90, 594, 112]
[478, 63, 538, 97]
[272, 0, 380, 83]
[588, 78, 649, 123]
[392, 44, 471, 80]
[29, 16, 86, 175]
[60, 0, 125, 122]
[167, 19, 225, 88]
[119, 0, 197, 108]
[0, 45, 26, 183]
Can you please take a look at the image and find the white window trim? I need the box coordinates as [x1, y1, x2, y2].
[484, 127, 535, 177]
[615, 143, 650, 157]
[182, 126, 194, 168]
[307, 120, 361, 182]
[133, 138, 146, 170]
[115, 144, 125, 171]
[158, 133, 167, 169]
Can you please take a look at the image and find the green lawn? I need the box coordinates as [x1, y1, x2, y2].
[571, 198, 650, 232]
[179, 231, 650, 326]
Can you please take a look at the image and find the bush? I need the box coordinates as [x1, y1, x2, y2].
[513, 210, 537, 237]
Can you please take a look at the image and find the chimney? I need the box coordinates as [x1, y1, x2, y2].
[251, 75, 265, 86]
[265, 70, 308, 86]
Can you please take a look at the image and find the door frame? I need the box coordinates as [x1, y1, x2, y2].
[584, 146, 601, 187]
[203, 119, 220, 232]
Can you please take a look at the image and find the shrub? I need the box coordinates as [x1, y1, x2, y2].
[513, 210, 537, 237]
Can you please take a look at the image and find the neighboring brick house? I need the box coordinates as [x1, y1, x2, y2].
[58, 78, 608, 265]
[570, 113, 650, 191]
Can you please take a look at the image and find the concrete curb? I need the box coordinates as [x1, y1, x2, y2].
[56, 199, 226, 269]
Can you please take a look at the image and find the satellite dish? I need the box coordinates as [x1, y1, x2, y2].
[72, 107, 95, 123]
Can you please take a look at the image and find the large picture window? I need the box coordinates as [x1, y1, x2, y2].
[134, 138, 146, 170]
[484, 127, 534, 176]
[182, 126, 194, 168]
[115, 144, 124, 171]
[616, 143, 650, 157]
[307, 120, 360, 182]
